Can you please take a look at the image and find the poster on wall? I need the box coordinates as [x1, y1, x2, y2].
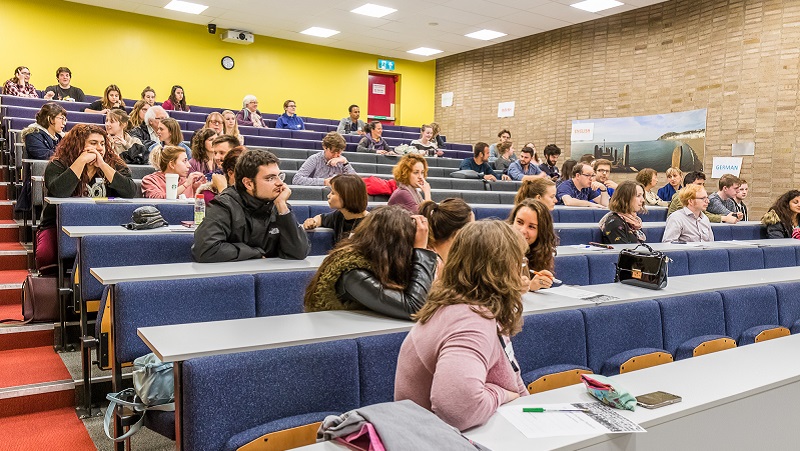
[497, 101, 515, 118]
[570, 109, 707, 173]
[711, 157, 742, 178]
[441, 92, 454, 107]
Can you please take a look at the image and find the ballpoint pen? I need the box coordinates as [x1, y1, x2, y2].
[531, 270, 563, 286]
[522, 407, 589, 413]
[588, 242, 613, 249]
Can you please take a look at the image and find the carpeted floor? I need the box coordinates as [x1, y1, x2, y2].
[83, 412, 174, 451]
[0, 346, 72, 388]
[0, 407, 96, 451]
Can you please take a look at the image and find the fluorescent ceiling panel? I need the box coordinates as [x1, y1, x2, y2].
[164, 0, 208, 14]
[407, 47, 443, 56]
[465, 29, 507, 41]
[570, 0, 624, 13]
[300, 27, 340, 38]
[351, 3, 397, 18]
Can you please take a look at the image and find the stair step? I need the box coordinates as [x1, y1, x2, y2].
[0, 382, 75, 418]
[0, 346, 73, 390]
[0, 324, 54, 351]
[0, 303, 22, 321]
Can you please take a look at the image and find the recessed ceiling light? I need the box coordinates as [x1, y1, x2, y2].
[300, 27, 340, 38]
[570, 0, 624, 13]
[465, 29, 507, 41]
[407, 47, 442, 56]
[351, 3, 397, 18]
[164, 0, 208, 14]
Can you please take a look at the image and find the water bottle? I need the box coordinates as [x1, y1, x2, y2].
[194, 193, 205, 225]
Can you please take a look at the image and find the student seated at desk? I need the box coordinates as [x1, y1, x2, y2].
[599, 181, 647, 244]
[141, 145, 205, 199]
[394, 220, 529, 431]
[555, 162, 608, 208]
[192, 149, 309, 262]
[508, 200, 557, 292]
[36, 124, 136, 270]
[188, 128, 219, 175]
[293, 132, 356, 186]
[667, 171, 737, 224]
[303, 174, 368, 244]
[513, 177, 556, 211]
[21, 102, 67, 160]
[662, 184, 714, 243]
[197, 145, 244, 204]
[304, 206, 437, 320]
[761, 190, 800, 239]
[420, 198, 474, 275]
[388, 154, 432, 214]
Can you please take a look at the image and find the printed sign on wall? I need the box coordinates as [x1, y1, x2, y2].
[372, 84, 386, 95]
[497, 101, 515, 118]
[571, 123, 594, 141]
[711, 157, 742, 178]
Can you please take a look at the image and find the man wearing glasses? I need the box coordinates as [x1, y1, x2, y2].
[193, 149, 310, 262]
[556, 162, 609, 208]
[592, 159, 617, 197]
[275, 100, 306, 130]
[662, 184, 714, 242]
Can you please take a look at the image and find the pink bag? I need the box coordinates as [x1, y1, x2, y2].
[336, 423, 386, 451]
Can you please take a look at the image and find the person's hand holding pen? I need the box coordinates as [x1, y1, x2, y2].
[529, 269, 554, 291]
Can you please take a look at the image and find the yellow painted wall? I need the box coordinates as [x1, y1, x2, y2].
[0, 0, 435, 126]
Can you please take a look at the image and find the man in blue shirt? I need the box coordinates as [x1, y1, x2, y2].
[460, 142, 510, 181]
[275, 100, 305, 130]
[556, 162, 608, 208]
[592, 159, 617, 198]
[507, 147, 544, 181]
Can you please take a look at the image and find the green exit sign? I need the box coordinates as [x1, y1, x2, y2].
[377, 59, 395, 71]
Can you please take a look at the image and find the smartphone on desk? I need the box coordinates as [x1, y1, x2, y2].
[636, 391, 682, 409]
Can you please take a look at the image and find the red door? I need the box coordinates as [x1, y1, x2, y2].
[367, 73, 397, 126]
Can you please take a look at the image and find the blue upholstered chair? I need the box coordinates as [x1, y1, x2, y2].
[726, 247, 764, 271]
[658, 292, 735, 360]
[586, 253, 619, 285]
[686, 249, 729, 274]
[555, 227, 595, 246]
[663, 250, 688, 276]
[731, 223, 764, 240]
[356, 332, 408, 406]
[181, 340, 361, 451]
[773, 281, 800, 334]
[473, 206, 512, 220]
[711, 225, 733, 241]
[720, 285, 790, 346]
[557, 209, 595, 223]
[513, 310, 592, 393]
[643, 225, 665, 242]
[582, 300, 672, 376]
[762, 246, 797, 269]
[253, 270, 315, 317]
[553, 255, 590, 286]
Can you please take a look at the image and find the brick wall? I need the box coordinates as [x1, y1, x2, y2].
[435, 0, 800, 218]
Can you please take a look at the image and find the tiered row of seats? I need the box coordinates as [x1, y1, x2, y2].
[109, 279, 800, 450]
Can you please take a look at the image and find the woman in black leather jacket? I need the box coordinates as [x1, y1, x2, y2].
[304, 205, 437, 320]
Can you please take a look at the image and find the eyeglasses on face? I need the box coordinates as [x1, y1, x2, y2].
[209, 120, 223, 125]
[19, 71, 31, 76]
[596, 169, 610, 174]
[694, 196, 709, 201]
[264, 172, 286, 183]
[580, 172, 595, 178]
[55, 116, 67, 122]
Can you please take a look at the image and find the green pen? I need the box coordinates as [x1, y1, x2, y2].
[522, 407, 589, 413]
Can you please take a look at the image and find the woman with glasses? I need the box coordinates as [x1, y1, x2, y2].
[141, 145, 205, 199]
[236, 95, 266, 128]
[507, 199, 558, 292]
[394, 220, 529, 431]
[204, 112, 225, 135]
[2, 66, 38, 97]
[304, 205, 436, 320]
[22, 103, 67, 160]
[127, 100, 150, 132]
[275, 99, 305, 130]
[599, 180, 647, 244]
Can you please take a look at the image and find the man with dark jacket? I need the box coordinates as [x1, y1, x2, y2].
[192, 149, 310, 262]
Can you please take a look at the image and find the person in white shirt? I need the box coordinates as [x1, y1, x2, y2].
[662, 184, 714, 242]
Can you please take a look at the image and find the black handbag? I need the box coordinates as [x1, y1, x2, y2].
[615, 243, 669, 290]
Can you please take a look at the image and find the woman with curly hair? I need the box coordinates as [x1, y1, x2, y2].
[36, 124, 136, 269]
[508, 199, 558, 291]
[188, 128, 218, 174]
[388, 153, 432, 214]
[761, 190, 800, 239]
[304, 205, 436, 320]
[395, 220, 529, 431]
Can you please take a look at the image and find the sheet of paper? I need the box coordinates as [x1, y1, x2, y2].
[498, 402, 646, 439]
[723, 240, 757, 247]
[569, 245, 606, 251]
[544, 286, 600, 299]
[168, 225, 196, 232]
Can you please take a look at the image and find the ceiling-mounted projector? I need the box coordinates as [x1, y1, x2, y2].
[221, 30, 254, 45]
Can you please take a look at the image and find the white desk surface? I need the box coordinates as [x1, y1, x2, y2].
[47, 196, 195, 205]
[137, 266, 800, 363]
[553, 220, 761, 229]
[62, 225, 195, 237]
[298, 333, 800, 450]
[92, 255, 328, 285]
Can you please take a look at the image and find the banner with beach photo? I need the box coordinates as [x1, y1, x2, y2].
[570, 109, 707, 173]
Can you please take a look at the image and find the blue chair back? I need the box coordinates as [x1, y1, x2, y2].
[553, 255, 589, 286]
[658, 292, 727, 355]
[513, 310, 589, 376]
[356, 332, 408, 406]
[773, 281, 800, 333]
[726, 247, 764, 271]
[720, 285, 780, 344]
[254, 270, 316, 316]
[686, 249, 729, 274]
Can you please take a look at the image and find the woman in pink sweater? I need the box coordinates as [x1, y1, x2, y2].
[141, 145, 204, 199]
[394, 220, 529, 431]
